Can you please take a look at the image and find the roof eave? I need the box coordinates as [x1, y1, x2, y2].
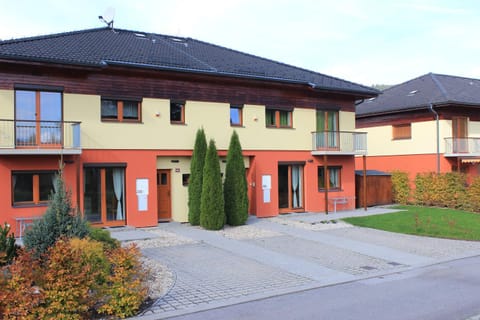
[104, 60, 378, 97]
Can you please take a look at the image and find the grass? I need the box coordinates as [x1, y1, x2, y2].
[343, 205, 480, 241]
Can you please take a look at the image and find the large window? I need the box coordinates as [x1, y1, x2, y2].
[15, 90, 62, 146]
[84, 166, 125, 225]
[12, 171, 56, 205]
[392, 123, 411, 140]
[266, 108, 292, 128]
[170, 101, 185, 124]
[318, 166, 342, 191]
[101, 98, 141, 122]
[230, 105, 243, 126]
[316, 110, 339, 149]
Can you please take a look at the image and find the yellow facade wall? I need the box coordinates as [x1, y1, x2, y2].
[363, 120, 453, 156]
[62, 93, 357, 151]
[0, 90, 14, 147]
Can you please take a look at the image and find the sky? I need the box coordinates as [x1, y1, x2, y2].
[0, 0, 479, 86]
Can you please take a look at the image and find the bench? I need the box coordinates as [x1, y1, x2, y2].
[329, 196, 354, 213]
[14, 216, 42, 239]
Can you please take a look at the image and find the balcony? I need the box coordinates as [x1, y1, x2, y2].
[312, 131, 367, 155]
[0, 119, 81, 155]
[444, 137, 480, 157]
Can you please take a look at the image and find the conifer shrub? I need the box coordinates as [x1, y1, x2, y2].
[224, 131, 249, 226]
[188, 128, 207, 225]
[23, 172, 89, 258]
[464, 176, 480, 212]
[200, 139, 225, 230]
[0, 223, 19, 266]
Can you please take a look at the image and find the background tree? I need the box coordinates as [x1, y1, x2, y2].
[200, 139, 225, 230]
[188, 128, 207, 225]
[23, 171, 89, 258]
[224, 131, 249, 226]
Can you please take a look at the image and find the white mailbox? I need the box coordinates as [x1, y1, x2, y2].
[262, 175, 271, 203]
[136, 178, 149, 211]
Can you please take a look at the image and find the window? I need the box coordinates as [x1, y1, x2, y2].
[265, 108, 292, 128]
[101, 98, 141, 122]
[170, 101, 185, 123]
[316, 110, 339, 149]
[318, 166, 341, 190]
[84, 166, 126, 225]
[392, 123, 411, 140]
[230, 105, 243, 126]
[12, 171, 56, 205]
[15, 90, 62, 146]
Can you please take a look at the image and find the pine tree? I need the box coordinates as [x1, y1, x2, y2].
[188, 128, 207, 225]
[200, 139, 225, 230]
[23, 171, 89, 258]
[224, 131, 249, 226]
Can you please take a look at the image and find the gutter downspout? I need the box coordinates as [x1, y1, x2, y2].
[428, 103, 440, 173]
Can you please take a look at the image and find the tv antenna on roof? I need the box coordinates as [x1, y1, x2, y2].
[98, 7, 115, 29]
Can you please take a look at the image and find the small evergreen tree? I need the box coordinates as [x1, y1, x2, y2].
[200, 139, 225, 230]
[188, 128, 207, 225]
[24, 171, 89, 258]
[224, 131, 249, 226]
[0, 222, 19, 266]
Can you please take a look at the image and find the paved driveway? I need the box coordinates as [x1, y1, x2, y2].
[112, 208, 480, 319]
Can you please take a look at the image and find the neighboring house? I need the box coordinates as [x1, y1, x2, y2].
[0, 27, 377, 234]
[356, 73, 480, 182]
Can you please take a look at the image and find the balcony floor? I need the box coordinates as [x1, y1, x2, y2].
[0, 148, 81, 155]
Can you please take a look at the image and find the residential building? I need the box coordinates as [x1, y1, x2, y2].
[356, 73, 480, 182]
[0, 27, 377, 234]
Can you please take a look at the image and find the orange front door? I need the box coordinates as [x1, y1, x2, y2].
[157, 169, 172, 221]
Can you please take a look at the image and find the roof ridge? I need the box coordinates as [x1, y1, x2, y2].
[0, 27, 110, 45]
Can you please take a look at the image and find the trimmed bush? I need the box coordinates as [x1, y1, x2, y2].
[188, 128, 207, 225]
[224, 131, 249, 226]
[414, 172, 466, 208]
[97, 244, 148, 318]
[35, 238, 100, 319]
[464, 176, 480, 212]
[0, 223, 19, 266]
[87, 226, 120, 250]
[200, 139, 225, 230]
[391, 171, 411, 205]
[23, 172, 89, 258]
[0, 250, 42, 319]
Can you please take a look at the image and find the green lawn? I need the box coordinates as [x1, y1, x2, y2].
[343, 206, 480, 241]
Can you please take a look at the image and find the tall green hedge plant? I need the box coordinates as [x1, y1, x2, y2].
[188, 128, 207, 225]
[200, 139, 225, 230]
[224, 131, 249, 226]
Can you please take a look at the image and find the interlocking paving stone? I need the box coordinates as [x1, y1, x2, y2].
[141, 243, 313, 314]
[247, 235, 405, 275]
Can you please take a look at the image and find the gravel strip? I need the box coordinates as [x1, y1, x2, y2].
[269, 216, 353, 231]
[218, 224, 282, 240]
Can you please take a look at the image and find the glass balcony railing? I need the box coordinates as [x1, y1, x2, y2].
[311, 131, 367, 155]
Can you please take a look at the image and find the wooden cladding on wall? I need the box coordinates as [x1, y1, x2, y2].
[0, 62, 355, 111]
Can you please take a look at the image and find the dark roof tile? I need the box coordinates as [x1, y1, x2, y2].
[0, 27, 378, 97]
[357, 73, 480, 116]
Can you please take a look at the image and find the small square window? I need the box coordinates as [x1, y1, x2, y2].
[318, 166, 341, 190]
[170, 101, 185, 123]
[230, 105, 243, 126]
[392, 124, 411, 140]
[182, 174, 190, 186]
